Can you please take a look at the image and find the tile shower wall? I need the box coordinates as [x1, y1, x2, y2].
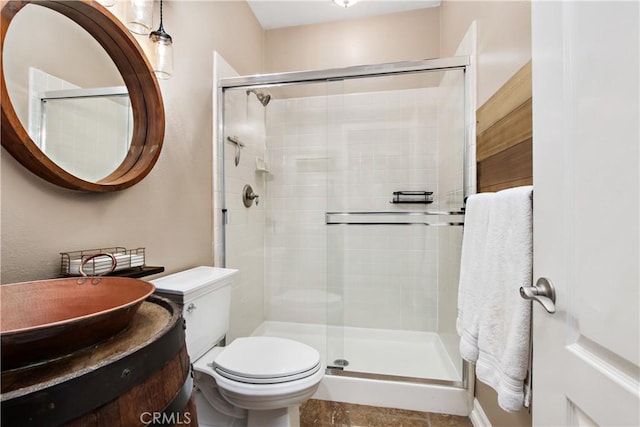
[264, 93, 330, 325]
[214, 53, 266, 341]
[264, 84, 461, 331]
[224, 90, 267, 341]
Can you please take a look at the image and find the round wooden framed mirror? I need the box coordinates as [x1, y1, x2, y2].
[1, 0, 164, 192]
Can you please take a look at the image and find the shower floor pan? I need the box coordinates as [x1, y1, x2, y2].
[250, 321, 469, 415]
[251, 321, 461, 382]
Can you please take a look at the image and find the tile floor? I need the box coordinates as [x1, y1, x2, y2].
[300, 399, 473, 427]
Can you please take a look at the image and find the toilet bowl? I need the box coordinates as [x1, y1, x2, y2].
[152, 267, 324, 427]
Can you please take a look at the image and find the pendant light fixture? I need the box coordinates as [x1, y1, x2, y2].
[149, 0, 173, 79]
[126, 0, 153, 35]
[332, 0, 358, 8]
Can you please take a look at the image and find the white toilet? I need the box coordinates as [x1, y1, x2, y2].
[151, 266, 324, 427]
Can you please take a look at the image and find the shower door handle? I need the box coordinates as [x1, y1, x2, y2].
[520, 277, 556, 314]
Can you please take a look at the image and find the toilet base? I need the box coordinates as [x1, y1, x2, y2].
[194, 389, 247, 427]
[195, 386, 301, 427]
[247, 406, 300, 427]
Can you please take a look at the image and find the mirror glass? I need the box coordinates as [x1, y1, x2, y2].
[3, 4, 132, 182]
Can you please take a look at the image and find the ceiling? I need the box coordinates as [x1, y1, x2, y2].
[247, 0, 441, 30]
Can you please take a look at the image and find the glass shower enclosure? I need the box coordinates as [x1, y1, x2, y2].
[218, 57, 471, 389]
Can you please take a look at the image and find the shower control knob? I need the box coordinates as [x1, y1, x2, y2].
[242, 185, 260, 207]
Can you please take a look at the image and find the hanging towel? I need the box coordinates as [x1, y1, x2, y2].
[457, 185, 533, 412]
[456, 192, 495, 362]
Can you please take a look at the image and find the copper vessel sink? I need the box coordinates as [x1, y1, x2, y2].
[0, 277, 155, 370]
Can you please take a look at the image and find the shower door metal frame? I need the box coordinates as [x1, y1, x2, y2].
[217, 56, 471, 263]
[219, 56, 469, 89]
[216, 56, 473, 389]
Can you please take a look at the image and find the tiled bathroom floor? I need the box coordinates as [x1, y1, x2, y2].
[300, 399, 473, 427]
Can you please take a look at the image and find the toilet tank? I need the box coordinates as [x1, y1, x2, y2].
[151, 266, 238, 360]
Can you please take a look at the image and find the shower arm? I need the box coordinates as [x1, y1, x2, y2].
[246, 89, 271, 106]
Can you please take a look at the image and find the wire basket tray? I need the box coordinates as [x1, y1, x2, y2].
[391, 191, 434, 204]
[60, 247, 146, 276]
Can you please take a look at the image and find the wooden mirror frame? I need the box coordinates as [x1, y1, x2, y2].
[0, 0, 164, 192]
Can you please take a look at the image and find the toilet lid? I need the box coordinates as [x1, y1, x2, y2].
[213, 337, 321, 380]
[214, 363, 321, 384]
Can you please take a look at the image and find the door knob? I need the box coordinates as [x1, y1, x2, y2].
[520, 277, 556, 313]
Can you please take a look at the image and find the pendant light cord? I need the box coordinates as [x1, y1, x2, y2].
[158, 0, 165, 33]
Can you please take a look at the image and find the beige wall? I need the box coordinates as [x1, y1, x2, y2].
[440, 0, 531, 107]
[0, 1, 264, 283]
[264, 8, 440, 73]
[475, 381, 532, 427]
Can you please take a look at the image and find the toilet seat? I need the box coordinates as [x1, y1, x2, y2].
[212, 337, 321, 384]
[192, 336, 325, 411]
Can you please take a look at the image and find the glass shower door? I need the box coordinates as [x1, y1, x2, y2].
[260, 81, 334, 355]
[324, 69, 467, 382]
[220, 61, 468, 384]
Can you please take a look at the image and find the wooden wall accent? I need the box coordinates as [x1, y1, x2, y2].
[476, 61, 532, 192]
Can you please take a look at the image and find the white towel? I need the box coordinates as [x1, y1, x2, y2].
[457, 186, 533, 412]
[457, 192, 495, 362]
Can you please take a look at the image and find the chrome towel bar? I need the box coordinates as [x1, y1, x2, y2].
[325, 211, 465, 226]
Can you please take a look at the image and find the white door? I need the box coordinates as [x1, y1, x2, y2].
[531, 1, 639, 426]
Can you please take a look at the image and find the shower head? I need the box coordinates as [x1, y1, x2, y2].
[246, 89, 271, 107]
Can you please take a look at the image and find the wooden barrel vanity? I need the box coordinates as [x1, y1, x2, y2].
[1, 295, 197, 426]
